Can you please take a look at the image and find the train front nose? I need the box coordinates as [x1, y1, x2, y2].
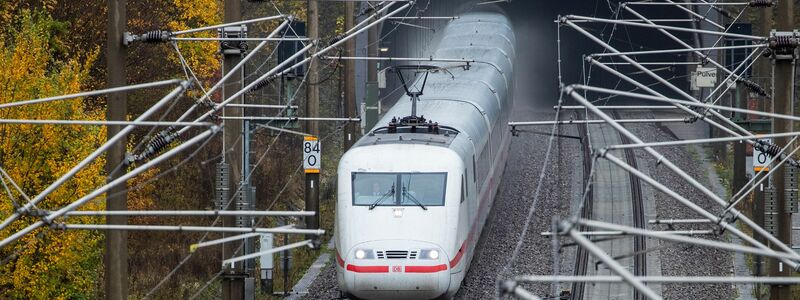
[339, 241, 451, 300]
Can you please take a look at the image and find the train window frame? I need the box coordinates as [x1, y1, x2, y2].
[351, 172, 448, 207]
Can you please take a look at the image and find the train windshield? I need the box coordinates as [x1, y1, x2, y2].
[352, 172, 447, 207]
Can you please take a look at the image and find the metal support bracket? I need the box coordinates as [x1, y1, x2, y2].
[219, 25, 249, 55]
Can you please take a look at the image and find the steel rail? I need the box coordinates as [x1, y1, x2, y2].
[0, 81, 191, 231]
[542, 230, 714, 236]
[565, 15, 766, 40]
[613, 111, 647, 296]
[557, 105, 681, 110]
[223, 240, 313, 267]
[0, 120, 214, 127]
[0, 126, 218, 248]
[253, 124, 313, 137]
[387, 16, 459, 20]
[171, 37, 309, 42]
[589, 44, 765, 57]
[515, 275, 800, 284]
[509, 119, 688, 126]
[601, 151, 800, 269]
[626, 2, 751, 5]
[568, 18, 698, 23]
[569, 229, 661, 300]
[572, 85, 800, 123]
[571, 110, 592, 300]
[172, 14, 287, 36]
[598, 62, 703, 65]
[577, 218, 800, 263]
[52, 224, 323, 235]
[189, 225, 293, 252]
[649, 219, 712, 225]
[606, 132, 800, 150]
[0, 79, 182, 109]
[322, 56, 475, 63]
[220, 116, 361, 122]
[225, 104, 299, 109]
[566, 89, 800, 269]
[62, 210, 315, 217]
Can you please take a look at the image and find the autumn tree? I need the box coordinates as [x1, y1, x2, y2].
[0, 11, 106, 299]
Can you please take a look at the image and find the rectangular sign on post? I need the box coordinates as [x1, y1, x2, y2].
[694, 67, 717, 88]
[303, 136, 320, 173]
[753, 138, 771, 172]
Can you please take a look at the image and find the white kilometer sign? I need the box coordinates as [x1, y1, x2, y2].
[303, 136, 321, 174]
[753, 138, 771, 172]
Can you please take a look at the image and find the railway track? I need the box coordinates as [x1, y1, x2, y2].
[571, 111, 646, 300]
[570, 111, 592, 300]
[613, 111, 647, 300]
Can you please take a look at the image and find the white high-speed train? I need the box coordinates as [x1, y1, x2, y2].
[335, 10, 515, 300]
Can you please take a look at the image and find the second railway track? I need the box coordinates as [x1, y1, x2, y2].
[571, 110, 647, 300]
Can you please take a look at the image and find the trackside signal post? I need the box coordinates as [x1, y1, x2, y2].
[304, 136, 321, 245]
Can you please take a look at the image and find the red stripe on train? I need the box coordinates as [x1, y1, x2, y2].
[346, 265, 390, 273]
[405, 264, 448, 273]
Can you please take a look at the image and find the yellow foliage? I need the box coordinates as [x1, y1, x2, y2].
[167, 0, 222, 88]
[0, 11, 105, 299]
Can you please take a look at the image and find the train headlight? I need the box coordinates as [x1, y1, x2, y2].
[354, 249, 374, 259]
[420, 249, 440, 260]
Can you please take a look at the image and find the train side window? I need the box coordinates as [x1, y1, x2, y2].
[464, 168, 468, 197]
[460, 174, 466, 203]
[472, 155, 476, 183]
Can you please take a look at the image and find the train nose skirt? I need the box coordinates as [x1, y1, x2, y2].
[355, 271, 440, 291]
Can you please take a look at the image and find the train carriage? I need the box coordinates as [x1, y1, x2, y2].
[335, 10, 515, 300]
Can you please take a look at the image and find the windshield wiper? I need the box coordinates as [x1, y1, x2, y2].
[402, 187, 427, 210]
[369, 184, 395, 210]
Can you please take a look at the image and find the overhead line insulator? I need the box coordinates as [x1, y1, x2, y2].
[749, 0, 773, 7]
[126, 130, 179, 165]
[123, 30, 172, 46]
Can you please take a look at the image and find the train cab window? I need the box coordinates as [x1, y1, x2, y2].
[352, 172, 447, 207]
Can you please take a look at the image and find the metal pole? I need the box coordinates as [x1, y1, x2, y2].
[105, 0, 128, 297]
[344, 0, 357, 150]
[221, 1, 245, 299]
[305, 0, 321, 249]
[771, 0, 795, 298]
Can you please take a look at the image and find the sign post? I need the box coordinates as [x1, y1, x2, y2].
[303, 136, 320, 246]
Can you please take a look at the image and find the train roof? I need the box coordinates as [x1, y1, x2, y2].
[356, 11, 515, 152]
